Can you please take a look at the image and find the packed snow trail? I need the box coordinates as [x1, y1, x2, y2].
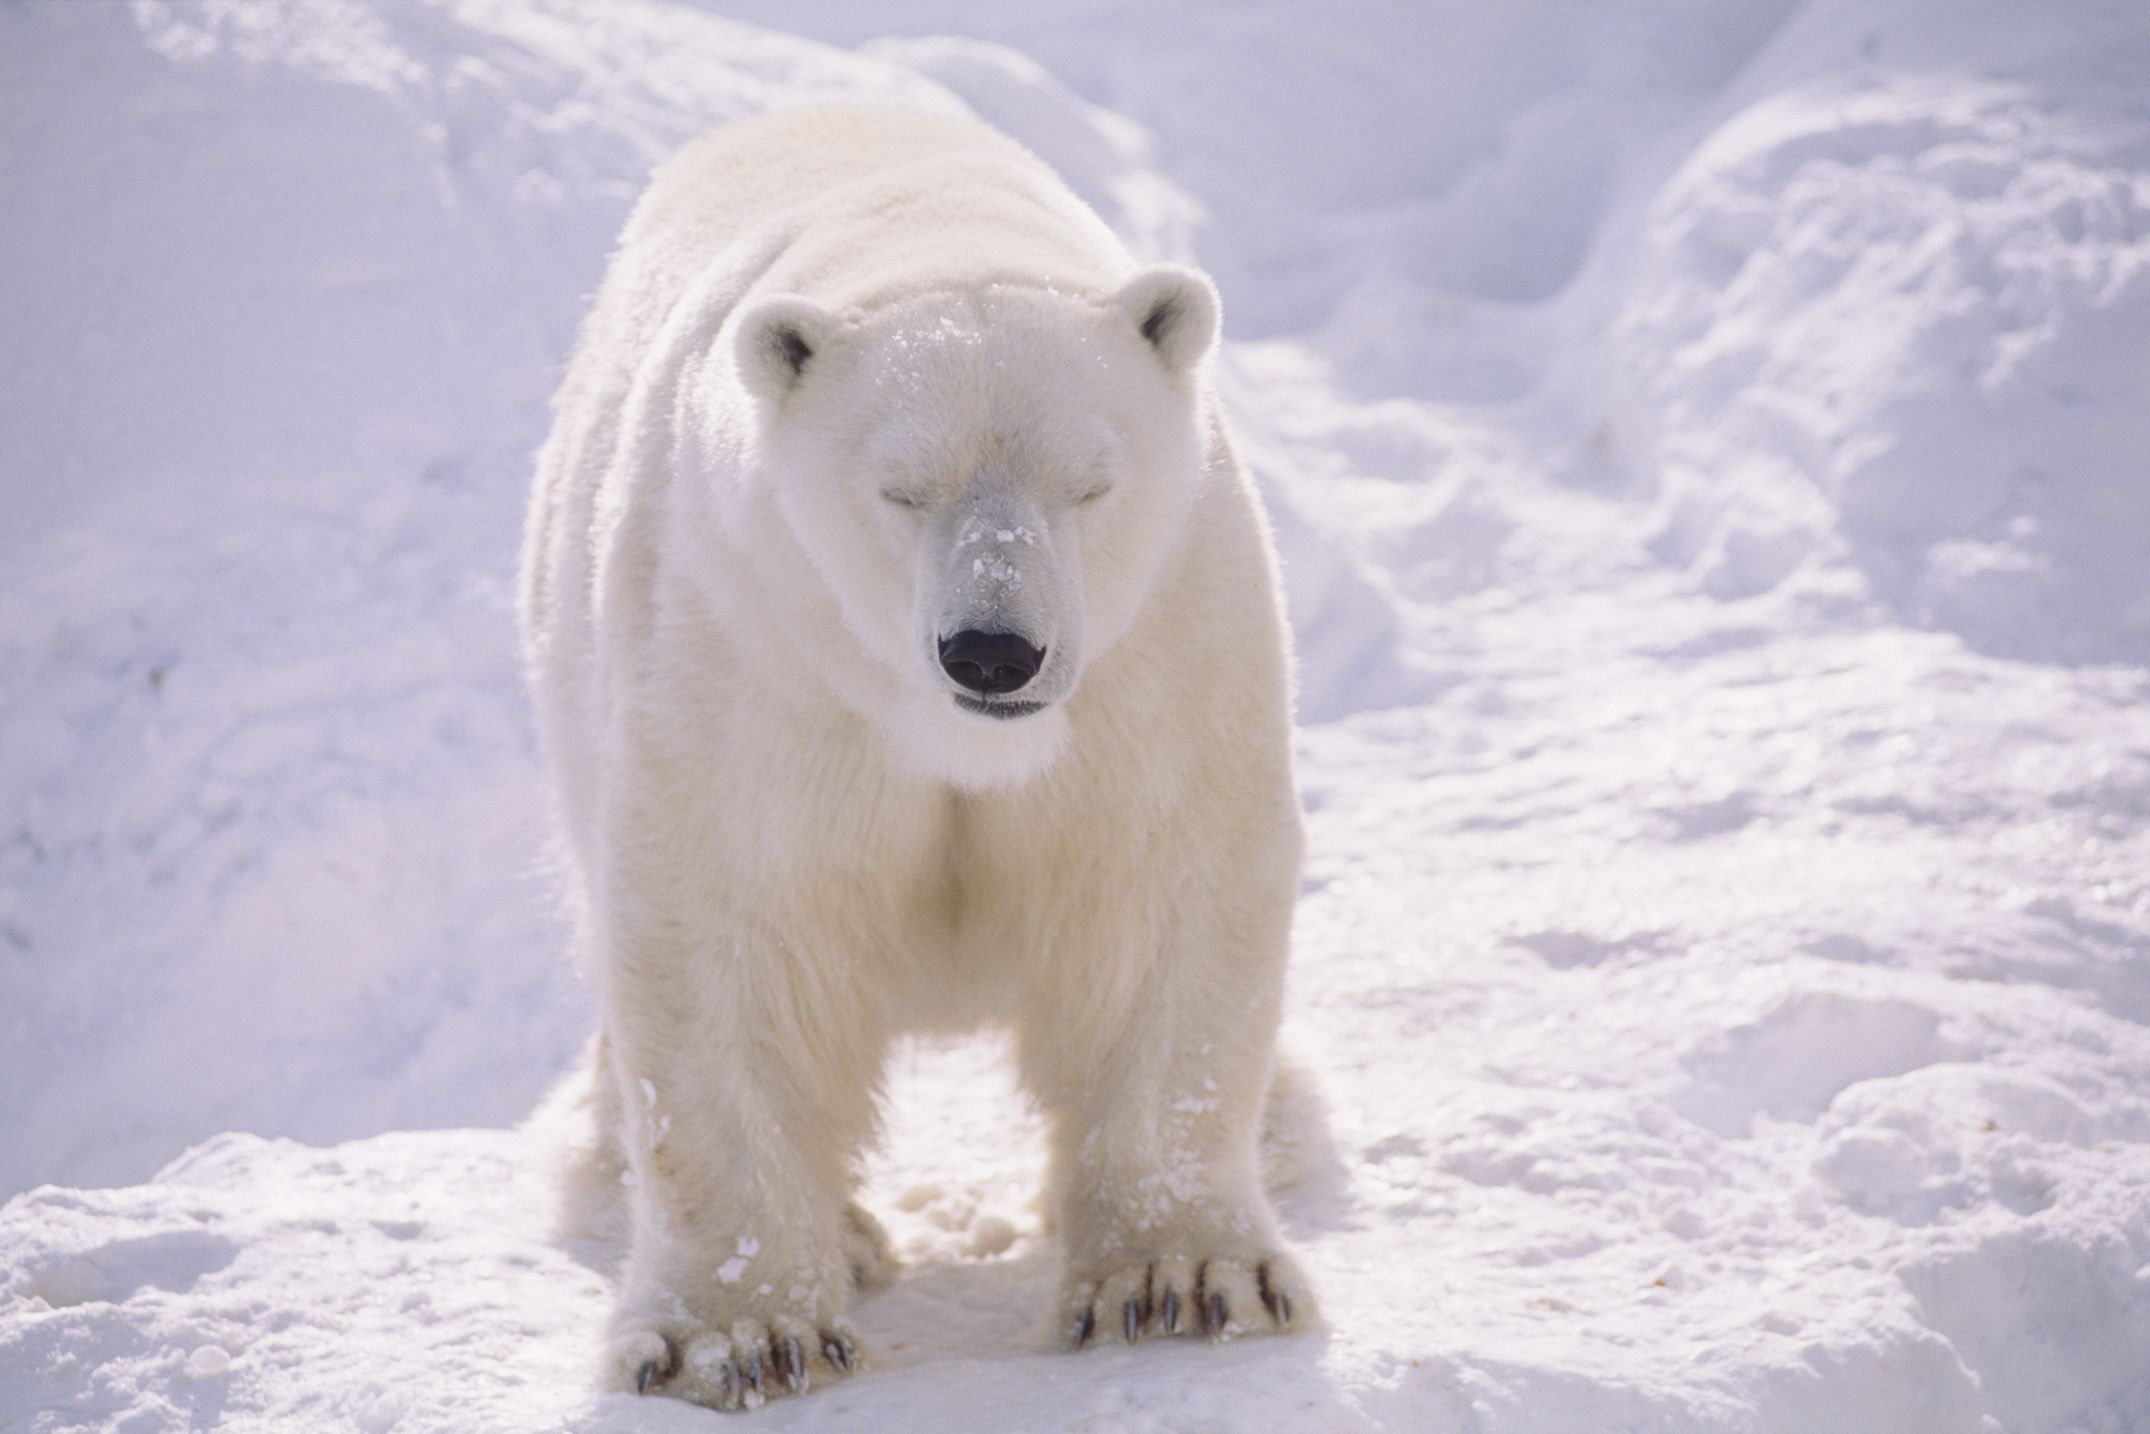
[5, 2, 2149, 1431]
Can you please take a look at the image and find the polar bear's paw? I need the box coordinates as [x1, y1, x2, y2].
[841, 1199, 899, 1290]
[607, 1309, 861, 1411]
[1063, 1250, 1314, 1349]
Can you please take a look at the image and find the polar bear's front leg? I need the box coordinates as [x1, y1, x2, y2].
[1023, 895, 1317, 1350]
[598, 918, 879, 1410]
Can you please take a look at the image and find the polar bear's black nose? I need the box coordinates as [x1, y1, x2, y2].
[939, 630, 1045, 695]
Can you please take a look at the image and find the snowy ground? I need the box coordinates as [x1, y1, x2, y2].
[5, 2, 2150, 1430]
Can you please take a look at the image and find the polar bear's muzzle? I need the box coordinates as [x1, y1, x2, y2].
[921, 492, 1080, 719]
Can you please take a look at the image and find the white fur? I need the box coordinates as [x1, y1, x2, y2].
[520, 105, 1312, 1410]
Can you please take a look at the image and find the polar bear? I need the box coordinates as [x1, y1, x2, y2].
[520, 105, 1312, 1410]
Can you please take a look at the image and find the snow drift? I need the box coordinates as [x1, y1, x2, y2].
[1604, 0, 2150, 656]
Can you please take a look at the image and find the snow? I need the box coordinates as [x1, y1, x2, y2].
[4, 1, 2149, 1430]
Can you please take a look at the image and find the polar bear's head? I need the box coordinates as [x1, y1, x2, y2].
[726, 268, 1220, 791]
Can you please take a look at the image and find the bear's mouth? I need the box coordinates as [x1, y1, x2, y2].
[953, 694, 1047, 721]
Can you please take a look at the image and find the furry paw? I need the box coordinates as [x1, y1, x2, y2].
[841, 1199, 898, 1290]
[607, 1308, 860, 1411]
[1063, 1250, 1313, 1349]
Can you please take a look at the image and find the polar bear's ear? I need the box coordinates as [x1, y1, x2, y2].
[1113, 265, 1221, 373]
[734, 295, 836, 403]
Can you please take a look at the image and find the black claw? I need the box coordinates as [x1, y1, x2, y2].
[784, 1336, 808, 1393]
[1208, 1291, 1229, 1334]
[742, 1347, 763, 1395]
[1161, 1288, 1181, 1334]
[716, 1362, 739, 1408]
[635, 1360, 659, 1395]
[824, 1333, 854, 1373]
[1073, 1304, 1096, 1348]
[1276, 1289, 1294, 1327]
[1123, 1296, 1141, 1343]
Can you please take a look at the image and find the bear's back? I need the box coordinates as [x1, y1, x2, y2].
[622, 105, 1133, 325]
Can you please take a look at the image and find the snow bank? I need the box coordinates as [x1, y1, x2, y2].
[6, 1, 2150, 1431]
[1602, 0, 2150, 655]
